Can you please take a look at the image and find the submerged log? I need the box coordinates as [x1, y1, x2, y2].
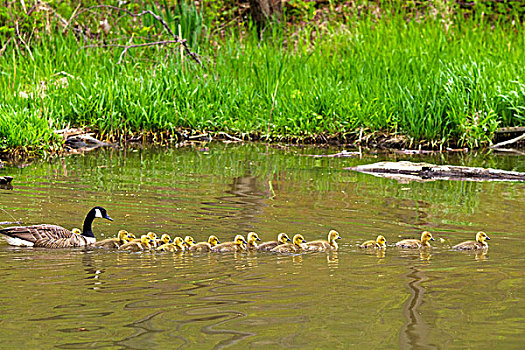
[347, 161, 525, 182]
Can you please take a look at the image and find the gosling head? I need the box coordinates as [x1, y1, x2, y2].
[140, 235, 152, 248]
[184, 236, 196, 246]
[173, 236, 185, 250]
[247, 232, 261, 244]
[146, 232, 158, 240]
[71, 228, 82, 235]
[328, 230, 341, 242]
[128, 232, 137, 240]
[293, 234, 307, 246]
[160, 234, 172, 244]
[234, 235, 248, 246]
[476, 231, 490, 244]
[117, 229, 129, 242]
[208, 235, 220, 246]
[278, 233, 292, 244]
[420, 231, 434, 244]
[376, 235, 387, 248]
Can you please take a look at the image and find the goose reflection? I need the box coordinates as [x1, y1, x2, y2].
[399, 265, 436, 350]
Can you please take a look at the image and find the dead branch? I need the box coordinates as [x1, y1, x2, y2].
[14, 20, 34, 61]
[72, 5, 201, 64]
[0, 37, 13, 57]
[80, 40, 187, 64]
[490, 133, 525, 149]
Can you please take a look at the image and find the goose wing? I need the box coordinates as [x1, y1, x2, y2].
[0, 224, 73, 244]
[35, 233, 92, 248]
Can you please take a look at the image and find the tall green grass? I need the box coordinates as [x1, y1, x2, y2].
[1, 10, 524, 155]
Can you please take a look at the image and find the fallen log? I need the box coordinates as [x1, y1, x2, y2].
[347, 161, 525, 182]
[0, 176, 13, 184]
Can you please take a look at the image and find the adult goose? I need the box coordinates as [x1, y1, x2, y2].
[0, 206, 113, 248]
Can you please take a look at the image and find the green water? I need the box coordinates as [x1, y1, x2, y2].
[0, 144, 524, 349]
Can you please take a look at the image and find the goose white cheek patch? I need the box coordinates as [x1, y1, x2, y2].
[95, 209, 103, 218]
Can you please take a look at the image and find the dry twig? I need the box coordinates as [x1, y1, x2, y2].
[73, 5, 201, 64]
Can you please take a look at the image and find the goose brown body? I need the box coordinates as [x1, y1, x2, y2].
[0, 207, 113, 248]
[211, 235, 247, 253]
[257, 233, 291, 252]
[304, 230, 341, 251]
[452, 232, 490, 250]
[189, 235, 220, 252]
[395, 231, 434, 249]
[271, 234, 307, 253]
[360, 235, 387, 249]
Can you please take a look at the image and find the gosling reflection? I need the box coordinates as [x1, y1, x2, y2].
[326, 251, 338, 268]
[399, 249, 432, 262]
[475, 250, 488, 261]
[399, 266, 435, 350]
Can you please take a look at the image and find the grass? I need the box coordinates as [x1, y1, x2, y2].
[1, 8, 524, 155]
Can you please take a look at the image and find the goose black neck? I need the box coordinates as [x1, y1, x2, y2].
[82, 209, 96, 238]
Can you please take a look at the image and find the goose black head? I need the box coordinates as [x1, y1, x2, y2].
[92, 206, 113, 221]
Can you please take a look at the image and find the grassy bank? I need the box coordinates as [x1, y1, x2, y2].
[1, 3, 524, 156]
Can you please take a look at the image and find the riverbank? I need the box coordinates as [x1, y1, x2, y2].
[1, 3, 524, 157]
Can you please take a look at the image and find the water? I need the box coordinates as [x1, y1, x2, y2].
[0, 144, 524, 349]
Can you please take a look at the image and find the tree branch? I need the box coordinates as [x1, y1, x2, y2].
[73, 5, 201, 64]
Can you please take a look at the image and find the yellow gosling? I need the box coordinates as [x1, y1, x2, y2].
[157, 236, 186, 252]
[92, 229, 134, 248]
[395, 231, 434, 249]
[257, 233, 291, 252]
[189, 235, 221, 252]
[360, 235, 387, 249]
[247, 232, 262, 250]
[118, 235, 154, 252]
[211, 235, 247, 253]
[304, 230, 341, 252]
[184, 236, 196, 247]
[271, 234, 307, 253]
[156, 234, 172, 246]
[453, 231, 490, 250]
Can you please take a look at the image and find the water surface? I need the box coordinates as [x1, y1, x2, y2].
[1, 144, 524, 349]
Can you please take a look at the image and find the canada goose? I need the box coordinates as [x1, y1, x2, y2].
[118, 235, 155, 252]
[246, 232, 262, 250]
[157, 236, 186, 252]
[360, 235, 387, 249]
[0, 206, 113, 248]
[257, 233, 291, 252]
[271, 234, 307, 253]
[452, 232, 490, 250]
[304, 230, 341, 251]
[189, 235, 220, 252]
[92, 229, 134, 248]
[211, 235, 247, 253]
[395, 231, 434, 249]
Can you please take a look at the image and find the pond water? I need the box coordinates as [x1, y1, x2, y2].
[0, 143, 524, 349]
